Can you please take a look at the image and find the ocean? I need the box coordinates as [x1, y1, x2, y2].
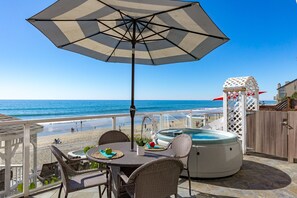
[0, 100, 226, 120]
[0, 100, 275, 136]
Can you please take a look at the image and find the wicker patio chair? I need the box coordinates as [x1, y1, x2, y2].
[118, 158, 183, 198]
[49, 146, 81, 171]
[98, 130, 132, 194]
[98, 130, 130, 145]
[168, 134, 193, 195]
[36, 162, 59, 184]
[50, 145, 111, 198]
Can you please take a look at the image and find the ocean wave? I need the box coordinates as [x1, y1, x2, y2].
[0, 100, 225, 120]
[8, 109, 130, 119]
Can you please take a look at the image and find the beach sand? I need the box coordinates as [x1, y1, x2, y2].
[8, 117, 188, 168]
[10, 126, 138, 167]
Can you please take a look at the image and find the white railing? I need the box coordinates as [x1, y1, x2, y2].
[0, 164, 23, 190]
[0, 109, 222, 197]
[0, 164, 35, 197]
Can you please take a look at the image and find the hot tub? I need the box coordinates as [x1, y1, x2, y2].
[155, 128, 243, 178]
[68, 149, 86, 159]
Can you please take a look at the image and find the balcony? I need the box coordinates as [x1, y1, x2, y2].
[1, 110, 297, 197]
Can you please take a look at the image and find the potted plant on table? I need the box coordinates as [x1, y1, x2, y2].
[136, 138, 146, 156]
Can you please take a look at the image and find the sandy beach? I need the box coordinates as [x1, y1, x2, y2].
[36, 128, 115, 167]
[7, 117, 190, 167]
[10, 126, 140, 167]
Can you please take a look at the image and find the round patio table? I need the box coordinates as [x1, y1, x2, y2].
[86, 142, 175, 198]
[86, 142, 174, 167]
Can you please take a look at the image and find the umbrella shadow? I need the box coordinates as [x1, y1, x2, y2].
[192, 160, 291, 190]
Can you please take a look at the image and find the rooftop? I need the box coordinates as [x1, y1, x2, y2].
[277, 78, 297, 90]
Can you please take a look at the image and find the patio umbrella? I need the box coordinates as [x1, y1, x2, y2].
[27, 0, 229, 150]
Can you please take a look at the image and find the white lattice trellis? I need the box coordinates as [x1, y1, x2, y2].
[223, 76, 259, 154]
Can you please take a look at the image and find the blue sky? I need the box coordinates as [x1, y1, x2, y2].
[0, 0, 296, 100]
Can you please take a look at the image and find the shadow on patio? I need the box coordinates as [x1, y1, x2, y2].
[192, 159, 291, 190]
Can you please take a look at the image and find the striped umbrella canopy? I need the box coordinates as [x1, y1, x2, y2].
[28, 0, 229, 150]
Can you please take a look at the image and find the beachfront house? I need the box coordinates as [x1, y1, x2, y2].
[274, 78, 297, 102]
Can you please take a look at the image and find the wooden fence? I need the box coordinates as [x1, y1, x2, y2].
[247, 111, 297, 162]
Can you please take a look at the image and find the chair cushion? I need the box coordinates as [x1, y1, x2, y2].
[67, 171, 107, 192]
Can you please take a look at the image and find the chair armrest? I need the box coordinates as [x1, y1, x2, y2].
[118, 171, 129, 184]
[165, 143, 188, 158]
[173, 154, 188, 158]
[78, 157, 88, 161]
[72, 167, 110, 175]
[36, 174, 45, 182]
[68, 157, 88, 162]
[166, 142, 172, 149]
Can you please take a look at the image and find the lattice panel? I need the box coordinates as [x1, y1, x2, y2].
[223, 76, 250, 88]
[247, 97, 256, 111]
[226, 92, 244, 139]
[245, 77, 259, 111]
[224, 76, 258, 90]
[223, 76, 259, 144]
[223, 76, 259, 153]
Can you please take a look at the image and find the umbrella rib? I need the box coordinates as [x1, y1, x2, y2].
[29, 18, 132, 41]
[59, 32, 129, 48]
[106, 22, 133, 62]
[98, 19, 129, 22]
[138, 20, 228, 40]
[135, 16, 155, 41]
[28, 19, 128, 22]
[135, 23, 155, 65]
[58, 31, 101, 48]
[57, 22, 130, 48]
[136, 28, 171, 42]
[138, 21, 198, 60]
[139, 39, 164, 42]
[119, 12, 133, 40]
[100, 32, 130, 41]
[97, 0, 133, 20]
[137, 3, 194, 20]
[97, 20, 131, 41]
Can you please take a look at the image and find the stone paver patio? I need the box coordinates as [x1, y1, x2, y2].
[31, 153, 297, 198]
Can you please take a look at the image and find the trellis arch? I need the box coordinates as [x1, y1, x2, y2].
[223, 76, 259, 154]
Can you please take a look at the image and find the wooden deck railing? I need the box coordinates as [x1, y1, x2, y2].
[260, 98, 297, 111]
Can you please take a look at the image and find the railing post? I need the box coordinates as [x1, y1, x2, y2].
[23, 124, 30, 197]
[203, 115, 206, 126]
[33, 135, 37, 185]
[159, 114, 163, 130]
[241, 91, 247, 154]
[112, 117, 116, 130]
[254, 90, 259, 111]
[188, 111, 192, 128]
[223, 91, 228, 131]
[4, 140, 11, 196]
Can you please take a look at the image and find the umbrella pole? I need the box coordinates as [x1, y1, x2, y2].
[130, 20, 136, 151]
